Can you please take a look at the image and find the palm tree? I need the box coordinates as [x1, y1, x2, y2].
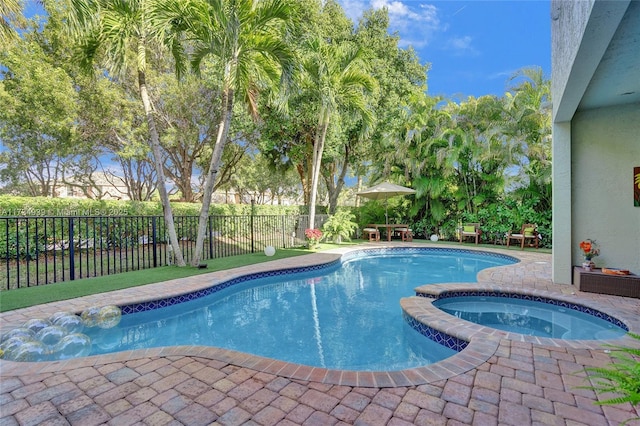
[504, 67, 552, 211]
[302, 36, 375, 229]
[1, 0, 23, 43]
[438, 96, 513, 214]
[157, 0, 295, 266]
[391, 92, 453, 225]
[61, 0, 186, 265]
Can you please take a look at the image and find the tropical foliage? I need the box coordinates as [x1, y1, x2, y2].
[581, 333, 640, 425]
[322, 209, 358, 243]
[1, 0, 554, 256]
[0, 0, 24, 43]
[61, 0, 187, 265]
[155, 0, 296, 265]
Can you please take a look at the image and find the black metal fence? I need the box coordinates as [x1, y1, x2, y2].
[1, 214, 328, 290]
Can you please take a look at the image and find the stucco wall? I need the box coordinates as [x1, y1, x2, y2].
[551, 0, 594, 119]
[571, 103, 640, 274]
[552, 123, 572, 284]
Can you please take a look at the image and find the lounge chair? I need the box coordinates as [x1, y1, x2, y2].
[459, 223, 481, 244]
[506, 224, 538, 249]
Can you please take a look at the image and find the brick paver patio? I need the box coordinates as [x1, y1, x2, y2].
[2, 243, 639, 425]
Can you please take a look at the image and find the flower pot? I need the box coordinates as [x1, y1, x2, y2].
[582, 260, 595, 271]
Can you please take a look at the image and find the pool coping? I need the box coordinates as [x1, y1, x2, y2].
[2, 243, 638, 388]
[403, 284, 640, 351]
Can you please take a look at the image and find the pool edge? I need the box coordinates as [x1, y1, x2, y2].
[406, 284, 640, 350]
[5, 244, 637, 388]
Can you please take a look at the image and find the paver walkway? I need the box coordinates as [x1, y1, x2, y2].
[2, 243, 639, 425]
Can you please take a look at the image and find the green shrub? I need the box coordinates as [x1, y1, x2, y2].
[410, 217, 432, 239]
[322, 209, 358, 243]
[0, 219, 44, 260]
[0, 196, 314, 260]
[0, 195, 310, 217]
[459, 198, 552, 247]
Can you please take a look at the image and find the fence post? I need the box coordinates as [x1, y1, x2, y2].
[151, 216, 158, 267]
[250, 198, 255, 253]
[68, 217, 75, 281]
[282, 216, 286, 248]
[4, 218, 10, 289]
[208, 216, 213, 260]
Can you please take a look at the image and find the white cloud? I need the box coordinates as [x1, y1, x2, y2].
[372, 0, 418, 21]
[488, 69, 517, 81]
[339, 1, 483, 59]
[444, 35, 479, 56]
[339, 0, 370, 22]
[338, 0, 444, 49]
[449, 35, 472, 50]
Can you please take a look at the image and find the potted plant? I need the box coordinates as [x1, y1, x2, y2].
[321, 210, 358, 244]
[579, 239, 600, 270]
[304, 228, 323, 249]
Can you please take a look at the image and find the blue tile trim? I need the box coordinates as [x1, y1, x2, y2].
[402, 311, 468, 352]
[120, 248, 517, 316]
[341, 247, 519, 264]
[121, 259, 341, 315]
[422, 290, 629, 331]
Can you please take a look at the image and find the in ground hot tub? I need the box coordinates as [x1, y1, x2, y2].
[433, 294, 627, 340]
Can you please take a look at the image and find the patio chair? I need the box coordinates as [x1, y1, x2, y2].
[506, 224, 539, 249]
[362, 227, 380, 242]
[395, 227, 413, 242]
[459, 223, 481, 244]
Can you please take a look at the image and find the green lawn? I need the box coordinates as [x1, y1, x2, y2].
[0, 247, 316, 312]
[0, 240, 548, 312]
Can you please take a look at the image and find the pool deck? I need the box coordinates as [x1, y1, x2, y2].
[2, 242, 640, 425]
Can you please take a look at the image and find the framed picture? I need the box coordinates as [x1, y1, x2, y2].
[635, 166, 640, 207]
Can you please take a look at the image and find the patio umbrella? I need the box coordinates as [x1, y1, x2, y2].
[356, 182, 416, 224]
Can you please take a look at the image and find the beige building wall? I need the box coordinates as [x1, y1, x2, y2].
[551, 122, 572, 284]
[571, 104, 640, 275]
[551, 0, 639, 283]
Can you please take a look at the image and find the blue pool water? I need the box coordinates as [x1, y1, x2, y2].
[83, 249, 516, 370]
[433, 296, 627, 339]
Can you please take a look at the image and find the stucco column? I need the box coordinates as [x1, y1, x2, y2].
[552, 121, 572, 284]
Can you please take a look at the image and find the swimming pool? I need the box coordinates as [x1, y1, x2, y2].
[433, 295, 627, 339]
[1, 248, 517, 369]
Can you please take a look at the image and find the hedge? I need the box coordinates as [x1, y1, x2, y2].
[0, 196, 311, 217]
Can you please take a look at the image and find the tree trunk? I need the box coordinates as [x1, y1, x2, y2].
[296, 164, 310, 205]
[356, 175, 363, 207]
[324, 144, 350, 214]
[308, 108, 329, 229]
[138, 70, 185, 266]
[191, 85, 234, 266]
[165, 151, 196, 202]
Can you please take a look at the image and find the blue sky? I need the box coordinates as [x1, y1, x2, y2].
[339, 0, 551, 99]
[21, 0, 550, 97]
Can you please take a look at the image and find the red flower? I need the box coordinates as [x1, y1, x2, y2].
[579, 239, 599, 260]
[304, 229, 323, 248]
[579, 241, 591, 254]
[305, 228, 323, 240]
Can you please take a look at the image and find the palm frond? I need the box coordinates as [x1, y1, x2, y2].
[578, 333, 640, 415]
